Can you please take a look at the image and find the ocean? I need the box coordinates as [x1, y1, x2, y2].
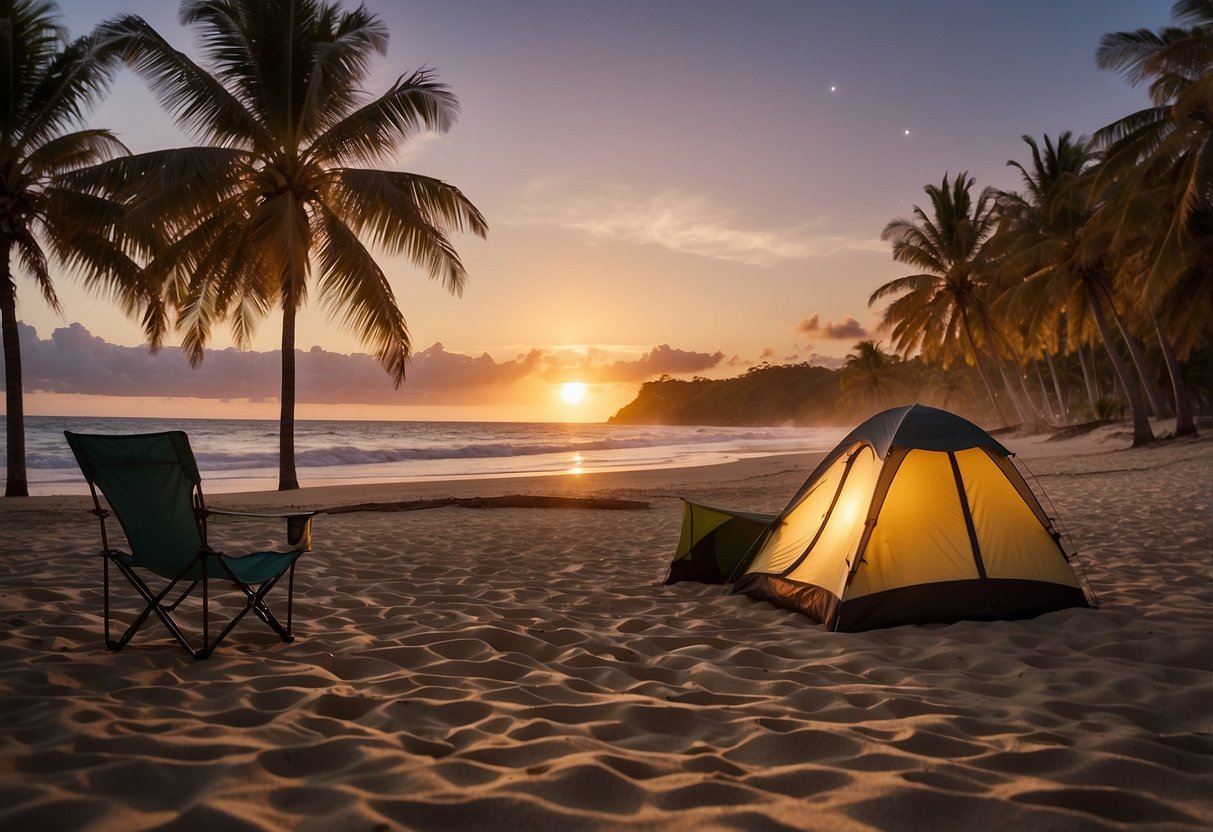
[10, 415, 848, 496]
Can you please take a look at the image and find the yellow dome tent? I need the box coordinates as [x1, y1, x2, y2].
[733, 404, 1091, 630]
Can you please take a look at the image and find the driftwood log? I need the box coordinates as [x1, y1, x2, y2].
[322, 494, 649, 515]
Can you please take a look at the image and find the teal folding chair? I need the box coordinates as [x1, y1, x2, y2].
[65, 431, 318, 659]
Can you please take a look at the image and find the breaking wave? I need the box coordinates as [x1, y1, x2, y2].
[16, 416, 846, 494]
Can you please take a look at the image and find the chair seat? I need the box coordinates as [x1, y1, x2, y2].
[122, 549, 303, 584]
[225, 550, 303, 584]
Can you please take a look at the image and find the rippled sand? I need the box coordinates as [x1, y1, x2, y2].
[1, 427, 1209, 830]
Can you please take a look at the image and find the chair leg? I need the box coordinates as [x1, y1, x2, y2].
[201, 559, 301, 655]
[104, 554, 302, 659]
[253, 571, 295, 642]
[201, 558, 210, 657]
[103, 555, 116, 650]
[164, 581, 200, 611]
[286, 562, 296, 637]
[248, 567, 295, 642]
[108, 558, 206, 658]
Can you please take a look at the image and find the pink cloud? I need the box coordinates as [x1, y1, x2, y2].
[15, 324, 725, 405]
[797, 314, 867, 340]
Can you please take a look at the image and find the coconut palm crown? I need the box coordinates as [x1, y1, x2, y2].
[870, 172, 1009, 423]
[1094, 2, 1213, 306]
[92, 0, 488, 489]
[838, 339, 905, 416]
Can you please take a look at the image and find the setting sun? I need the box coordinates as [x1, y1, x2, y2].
[560, 382, 588, 404]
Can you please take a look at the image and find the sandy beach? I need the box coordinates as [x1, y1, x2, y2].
[1, 424, 1210, 831]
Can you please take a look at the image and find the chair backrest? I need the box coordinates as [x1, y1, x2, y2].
[65, 431, 206, 579]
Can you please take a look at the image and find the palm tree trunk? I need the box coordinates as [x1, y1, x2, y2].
[1100, 287, 1165, 418]
[1, 244, 29, 497]
[958, 307, 1008, 425]
[979, 306, 1036, 424]
[1106, 351, 1123, 404]
[1033, 361, 1054, 424]
[1089, 343, 1103, 402]
[1085, 280, 1153, 446]
[1124, 329, 1166, 417]
[1077, 345, 1097, 415]
[278, 295, 300, 491]
[1153, 314, 1197, 437]
[1044, 349, 1070, 422]
[994, 357, 1030, 425]
[1014, 359, 1043, 423]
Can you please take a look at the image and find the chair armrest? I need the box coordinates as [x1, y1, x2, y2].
[203, 508, 319, 550]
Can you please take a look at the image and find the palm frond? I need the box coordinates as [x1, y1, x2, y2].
[300, 3, 391, 141]
[867, 273, 936, 304]
[97, 13, 267, 149]
[1096, 29, 1171, 82]
[245, 189, 312, 301]
[173, 221, 274, 360]
[22, 128, 126, 178]
[11, 230, 59, 313]
[309, 69, 460, 165]
[326, 168, 486, 293]
[312, 202, 411, 384]
[15, 30, 124, 153]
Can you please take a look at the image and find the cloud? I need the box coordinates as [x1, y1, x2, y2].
[797, 314, 868, 340]
[398, 342, 542, 391]
[508, 343, 724, 384]
[599, 344, 725, 382]
[805, 353, 846, 370]
[11, 323, 724, 405]
[521, 185, 883, 266]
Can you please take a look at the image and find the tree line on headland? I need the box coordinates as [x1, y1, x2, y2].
[619, 2, 1213, 437]
[608, 342, 1212, 429]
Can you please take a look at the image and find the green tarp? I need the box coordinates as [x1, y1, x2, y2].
[664, 500, 776, 584]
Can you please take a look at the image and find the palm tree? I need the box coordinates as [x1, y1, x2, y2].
[994, 133, 1156, 446]
[839, 339, 905, 415]
[924, 362, 975, 411]
[94, 0, 487, 490]
[1094, 1, 1212, 437]
[1, 0, 131, 496]
[871, 172, 1012, 424]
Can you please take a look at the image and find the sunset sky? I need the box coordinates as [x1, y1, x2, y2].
[14, 0, 1173, 423]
